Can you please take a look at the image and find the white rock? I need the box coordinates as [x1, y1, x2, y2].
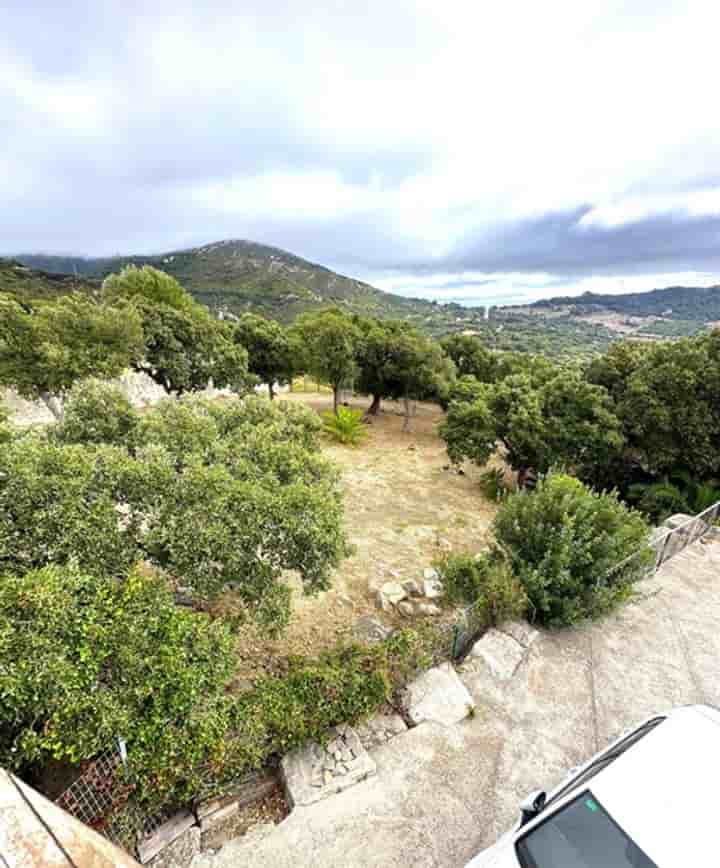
[397, 601, 415, 617]
[402, 662, 475, 727]
[422, 579, 444, 599]
[417, 602, 441, 616]
[380, 581, 407, 605]
[498, 621, 540, 649]
[469, 628, 525, 680]
[423, 567, 440, 581]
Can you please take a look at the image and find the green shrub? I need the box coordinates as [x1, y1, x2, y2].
[479, 467, 512, 502]
[435, 551, 527, 626]
[322, 406, 368, 445]
[53, 379, 139, 447]
[0, 403, 13, 444]
[493, 473, 652, 626]
[627, 481, 690, 523]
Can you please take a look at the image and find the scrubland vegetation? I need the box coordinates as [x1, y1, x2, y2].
[1, 263, 719, 834]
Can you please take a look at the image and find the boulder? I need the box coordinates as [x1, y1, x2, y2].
[423, 568, 440, 581]
[469, 628, 525, 680]
[354, 712, 408, 751]
[402, 579, 423, 597]
[352, 616, 391, 644]
[402, 662, 475, 727]
[417, 602, 441, 617]
[422, 579, 444, 600]
[397, 601, 415, 617]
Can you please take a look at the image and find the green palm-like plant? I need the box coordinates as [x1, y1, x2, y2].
[321, 406, 368, 446]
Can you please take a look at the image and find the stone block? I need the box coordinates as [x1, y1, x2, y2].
[280, 726, 376, 808]
[354, 712, 408, 750]
[469, 628, 525, 681]
[402, 662, 475, 727]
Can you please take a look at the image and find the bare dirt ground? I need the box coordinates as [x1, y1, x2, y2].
[234, 393, 497, 678]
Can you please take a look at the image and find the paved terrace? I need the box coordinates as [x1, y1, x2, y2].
[195, 537, 720, 868]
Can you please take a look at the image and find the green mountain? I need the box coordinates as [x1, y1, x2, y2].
[16, 239, 447, 325]
[0, 258, 97, 304]
[530, 285, 720, 322]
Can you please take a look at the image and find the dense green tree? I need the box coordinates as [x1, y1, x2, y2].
[493, 473, 652, 625]
[234, 313, 294, 399]
[440, 334, 497, 381]
[102, 264, 196, 311]
[53, 379, 139, 447]
[0, 293, 144, 419]
[0, 398, 348, 629]
[134, 300, 250, 396]
[291, 309, 363, 413]
[0, 562, 239, 806]
[440, 370, 623, 485]
[102, 265, 251, 397]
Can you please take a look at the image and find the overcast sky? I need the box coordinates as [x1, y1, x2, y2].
[2, 0, 720, 305]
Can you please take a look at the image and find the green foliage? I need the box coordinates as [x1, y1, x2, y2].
[478, 468, 511, 502]
[435, 551, 528, 626]
[0, 403, 13, 445]
[291, 308, 363, 410]
[234, 313, 294, 398]
[440, 368, 624, 482]
[0, 562, 238, 806]
[132, 298, 251, 396]
[0, 293, 144, 414]
[322, 406, 368, 446]
[493, 474, 652, 626]
[440, 334, 497, 381]
[102, 264, 196, 311]
[53, 379, 139, 446]
[0, 397, 347, 627]
[627, 481, 690, 523]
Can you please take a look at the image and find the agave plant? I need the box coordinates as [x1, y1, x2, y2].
[321, 406, 368, 446]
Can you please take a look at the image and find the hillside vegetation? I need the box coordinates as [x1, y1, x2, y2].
[0, 258, 97, 303]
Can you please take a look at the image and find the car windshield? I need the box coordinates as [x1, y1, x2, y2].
[516, 791, 658, 868]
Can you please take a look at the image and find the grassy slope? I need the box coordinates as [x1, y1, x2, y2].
[0, 259, 97, 304]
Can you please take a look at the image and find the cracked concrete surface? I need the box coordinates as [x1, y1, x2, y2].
[196, 538, 720, 868]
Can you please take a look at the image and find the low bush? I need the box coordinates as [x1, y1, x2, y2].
[493, 473, 652, 626]
[53, 379, 139, 447]
[435, 551, 527, 626]
[0, 403, 13, 444]
[322, 406, 368, 445]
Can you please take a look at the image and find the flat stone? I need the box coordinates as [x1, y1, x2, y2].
[402, 662, 475, 727]
[280, 726, 376, 808]
[422, 579, 444, 599]
[469, 628, 525, 681]
[397, 601, 415, 617]
[498, 621, 540, 649]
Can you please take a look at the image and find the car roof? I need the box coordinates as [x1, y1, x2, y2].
[578, 705, 720, 867]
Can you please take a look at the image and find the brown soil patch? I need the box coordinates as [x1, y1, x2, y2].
[234, 393, 497, 678]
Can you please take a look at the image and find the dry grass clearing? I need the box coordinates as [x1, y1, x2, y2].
[234, 393, 497, 679]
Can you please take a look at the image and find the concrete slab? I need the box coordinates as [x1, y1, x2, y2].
[402, 662, 475, 726]
[197, 539, 720, 868]
[280, 725, 376, 808]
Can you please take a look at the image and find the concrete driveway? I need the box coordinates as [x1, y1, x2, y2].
[196, 538, 720, 868]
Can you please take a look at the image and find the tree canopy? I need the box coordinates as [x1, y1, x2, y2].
[290, 309, 363, 413]
[0, 293, 144, 418]
[234, 312, 294, 399]
[102, 264, 196, 311]
[0, 395, 348, 630]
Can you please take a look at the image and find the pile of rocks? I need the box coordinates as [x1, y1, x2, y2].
[354, 712, 408, 751]
[376, 568, 444, 617]
[280, 725, 376, 808]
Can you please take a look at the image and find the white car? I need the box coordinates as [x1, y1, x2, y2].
[465, 704, 720, 868]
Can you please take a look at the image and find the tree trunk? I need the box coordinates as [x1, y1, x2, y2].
[333, 385, 340, 415]
[402, 397, 412, 432]
[367, 394, 381, 416]
[39, 390, 63, 421]
[268, 382, 275, 400]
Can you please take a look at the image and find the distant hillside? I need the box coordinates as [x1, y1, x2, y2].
[17, 240, 444, 326]
[530, 285, 720, 322]
[0, 258, 97, 304]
